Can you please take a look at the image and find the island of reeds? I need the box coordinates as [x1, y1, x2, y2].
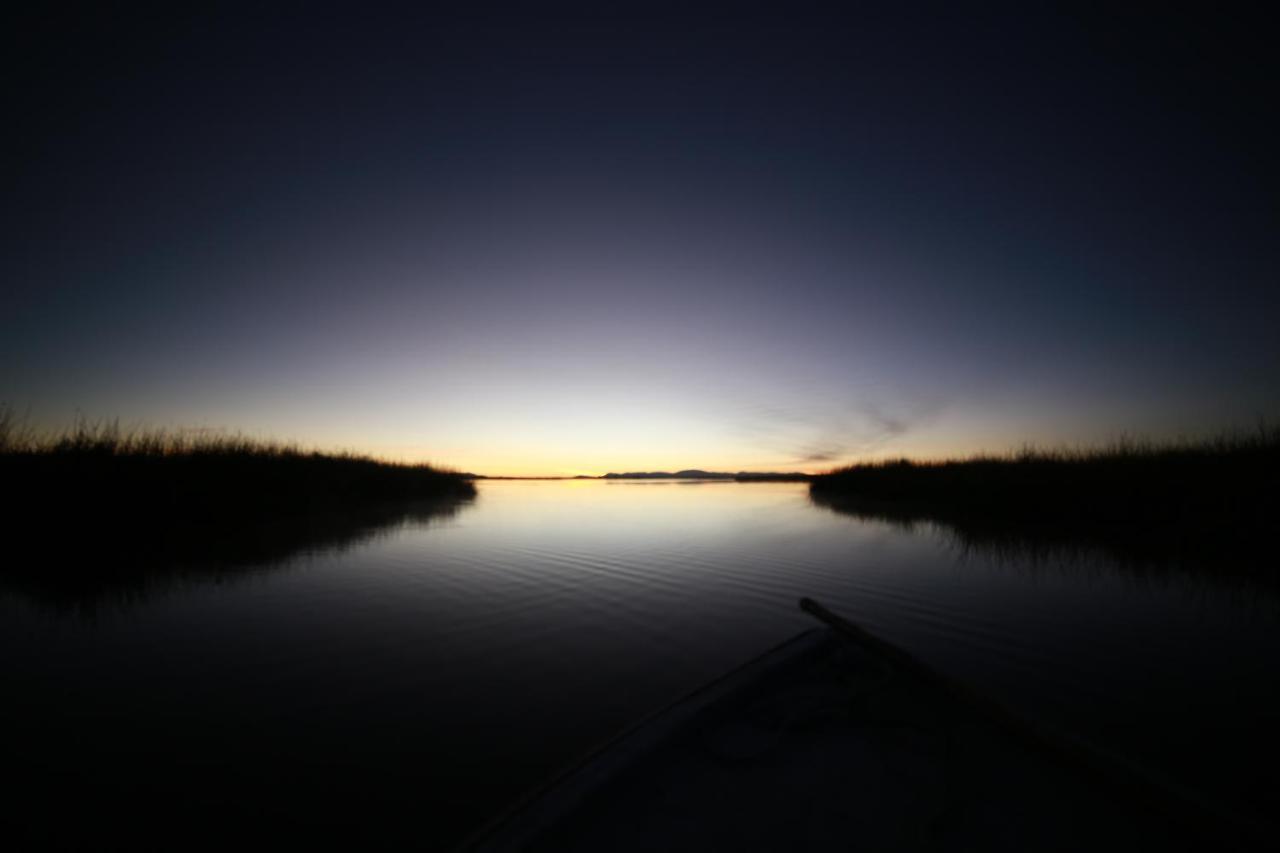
[0, 412, 475, 606]
[809, 428, 1280, 582]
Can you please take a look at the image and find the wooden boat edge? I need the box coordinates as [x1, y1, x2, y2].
[455, 626, 833, 852]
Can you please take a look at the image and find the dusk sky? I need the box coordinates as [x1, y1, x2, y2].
[6, 6, 1277, 475]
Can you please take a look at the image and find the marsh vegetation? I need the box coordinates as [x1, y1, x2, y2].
[0, 411, 475, 606]
[810, 428, 1280, 583]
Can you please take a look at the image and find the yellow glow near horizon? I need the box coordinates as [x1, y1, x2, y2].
[341, 435, 990, 477]
[16, 395, 1222, 478]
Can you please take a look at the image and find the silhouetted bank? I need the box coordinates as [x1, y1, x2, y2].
[810, 430, 1279, 582]
[472, 471, 811, 481]
[603, 470, 812, 481]
[0, 417, 474, 608]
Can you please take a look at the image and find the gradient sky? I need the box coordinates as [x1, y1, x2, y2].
[6, 6, 1278, 475]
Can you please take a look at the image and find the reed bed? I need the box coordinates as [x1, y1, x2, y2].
[0, 412, 475, 599]
[810, 426, 1280, 580]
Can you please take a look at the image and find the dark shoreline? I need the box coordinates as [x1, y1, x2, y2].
[0, 421, 475, 607]
[809, 431, 1279, 583]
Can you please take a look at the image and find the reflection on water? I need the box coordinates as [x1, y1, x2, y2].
[0, 496, 475, 613]
[809, 488, 1278, 592]
[1, 481, 1276, 849]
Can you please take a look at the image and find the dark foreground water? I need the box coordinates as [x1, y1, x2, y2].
[2, 481, 1277, 849]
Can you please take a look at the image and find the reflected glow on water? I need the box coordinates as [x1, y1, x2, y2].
[2, 481, 1276, 848]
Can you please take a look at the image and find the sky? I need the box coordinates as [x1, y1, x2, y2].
[5, 5, 1278, 475]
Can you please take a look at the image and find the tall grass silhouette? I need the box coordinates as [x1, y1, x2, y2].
[0, 410, 475, 607]
[810, 426, 1280, 582]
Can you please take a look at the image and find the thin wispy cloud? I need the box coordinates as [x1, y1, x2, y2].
[718, 391, 946, 468]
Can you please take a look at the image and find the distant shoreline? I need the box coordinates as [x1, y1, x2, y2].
[475, 471, 813, 482]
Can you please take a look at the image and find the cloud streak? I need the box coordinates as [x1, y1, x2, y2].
[722, 393, 946, 468]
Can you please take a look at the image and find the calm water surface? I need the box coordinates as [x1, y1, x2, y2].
[3, 480, 1277, 848]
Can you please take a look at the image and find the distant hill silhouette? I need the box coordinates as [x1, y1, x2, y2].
[603, 470, 811, 481]
[604, 469, 729, 479]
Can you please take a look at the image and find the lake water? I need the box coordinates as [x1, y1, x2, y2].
[3, 480, 1277, 849]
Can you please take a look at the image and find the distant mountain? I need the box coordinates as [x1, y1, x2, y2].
[603, 470, 733, 480]
[602, 470, 811, 482]
[733, 472, 813, 482]
[471, 470, 814, 481]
